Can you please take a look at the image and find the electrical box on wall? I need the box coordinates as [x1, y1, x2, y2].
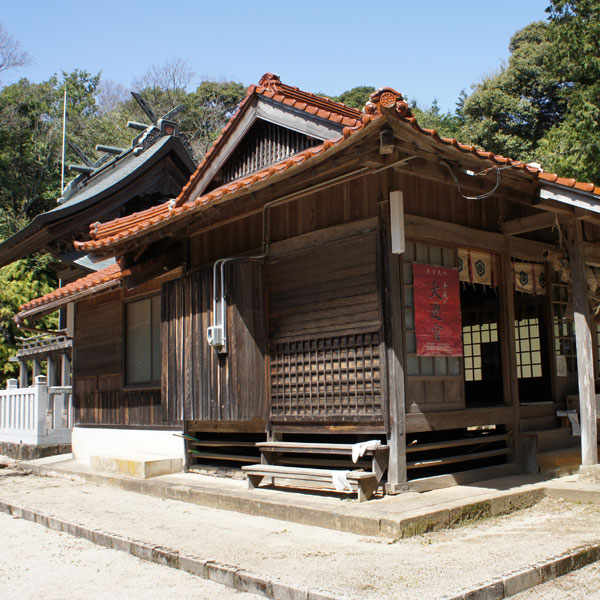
[390, 190, 405, 254]
[207, 325, 224, 348]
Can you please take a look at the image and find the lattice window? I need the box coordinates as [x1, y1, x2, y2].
[551, 274, 576, 374]
[514, 318, 543, 378]
[403, 242, 460, 377]
[270, 332, 382, 420]
[462, 323, 499, 382]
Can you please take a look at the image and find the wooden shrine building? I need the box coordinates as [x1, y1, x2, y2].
[10, 73, 600, 493]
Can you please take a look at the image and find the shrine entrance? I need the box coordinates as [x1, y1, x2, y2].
[460, 284, 504, 407]
[514, 293, 552, 402]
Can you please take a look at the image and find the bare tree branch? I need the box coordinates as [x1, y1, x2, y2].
[0, 24, 31, 81]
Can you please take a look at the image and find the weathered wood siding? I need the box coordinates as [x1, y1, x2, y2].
[266, 228, 384, 423]
[211, 120, 321, 189]
[162, 262, 267, 424]
[73, 290, 165, 427]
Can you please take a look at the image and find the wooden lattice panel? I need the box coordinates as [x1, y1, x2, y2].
[270, 332, 382, 421]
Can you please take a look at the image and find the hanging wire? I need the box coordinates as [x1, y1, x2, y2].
[440, 159, 505, 200]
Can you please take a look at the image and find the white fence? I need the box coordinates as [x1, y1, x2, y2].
[0, 376, 72, 446]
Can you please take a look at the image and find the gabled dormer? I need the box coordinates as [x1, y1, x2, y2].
[183, 73, 363, 201]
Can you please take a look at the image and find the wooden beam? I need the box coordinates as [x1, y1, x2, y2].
[567, 220, 598, 466]
[406, 406, 514, 433]
[269, 217, 378, 259]
[501, 212, 557, 235]
[404, 214, 553, 260]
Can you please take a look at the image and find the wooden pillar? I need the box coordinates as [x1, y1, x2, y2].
[567, 221, 598, 466]
[380, 195, 407, 492]
[32, 358, 41, 380]
[19, 360, 28, 388]
[61, 353, 71, 387]
[500, 237, 522, 465]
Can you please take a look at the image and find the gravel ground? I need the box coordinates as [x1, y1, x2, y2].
[2, 457, 600, 599]
[0, 512, 261, 600]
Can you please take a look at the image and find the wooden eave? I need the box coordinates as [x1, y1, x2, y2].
[87, 122, 381, 259]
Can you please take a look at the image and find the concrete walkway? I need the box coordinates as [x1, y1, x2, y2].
[21, 454, 560, 537]
[2, 455, 600, 599]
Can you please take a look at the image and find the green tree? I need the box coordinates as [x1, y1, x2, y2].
[0, 77, 62, 237]
[538, 0, 600, 182]
[411, 98, 464, 140]
[0, 254, 58, 381]
[329, 85, 376, 109]
[459, 21, 563, 161]
[182, 80, 246, 157]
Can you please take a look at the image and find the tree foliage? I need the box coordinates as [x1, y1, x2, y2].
[411, 98, 465, 141]
[0, 254, 58, 378]
[452, 2, 600, 184]
[328, 86, 375, 109]
[459, 21, 563, 161]
[539, 0, 600, 181]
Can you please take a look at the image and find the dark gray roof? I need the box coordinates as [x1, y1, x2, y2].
[0, 134, 196, 267]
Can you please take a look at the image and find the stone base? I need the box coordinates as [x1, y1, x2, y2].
[90, 454, 183, 479]
[578, 464, 600, 482]
[385, 482, 411, 495]
[0, 441, 71, 461]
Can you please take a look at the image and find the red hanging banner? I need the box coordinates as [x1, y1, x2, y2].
[413, 263, 463, 357]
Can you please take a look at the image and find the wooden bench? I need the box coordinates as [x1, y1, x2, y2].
[242, 441, 389, 502]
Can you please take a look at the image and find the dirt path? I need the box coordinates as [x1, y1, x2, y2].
[2, 459, 600, 599]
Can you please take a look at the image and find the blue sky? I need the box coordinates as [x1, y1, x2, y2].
[2, 0, 551, 113]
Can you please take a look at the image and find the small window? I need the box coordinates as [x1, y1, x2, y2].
[125, 295, 161, 385]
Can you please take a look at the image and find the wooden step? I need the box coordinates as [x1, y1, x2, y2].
[407, 447, 510, 470]
[524, 427, 578, 453]
[242, 464, 379, 501]
[188, 451, 257, 463]
[406, 433, 510, 453]
[256, 441, 388, 455]
[537, 447, 582, 476]
[520, 415, 561, 432]
[189, 441, 258, 448]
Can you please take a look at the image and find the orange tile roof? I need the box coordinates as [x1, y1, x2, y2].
[174, 73, 363, 210]
[74, 84, 600, 254]
[17, 263, 126, 319]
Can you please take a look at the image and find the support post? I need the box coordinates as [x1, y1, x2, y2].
[19, 360, 28, 388]
[567, 220, 598, 468]
[381, 194, 407, 492]
[32, 358, 41, 381]
[61, 353, 71, 387]
[47, 355, 56, 387]
[500, 237, 522, 465]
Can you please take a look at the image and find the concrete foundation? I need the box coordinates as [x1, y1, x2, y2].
[0, 441, 71, 461]
[72, 427, 184, 463]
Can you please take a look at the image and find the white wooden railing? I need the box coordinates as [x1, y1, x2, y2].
[0, 376, 72, 445]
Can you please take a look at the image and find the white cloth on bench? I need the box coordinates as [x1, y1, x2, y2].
[351, 440, 382, 463]
[331, 470, 352, 491]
